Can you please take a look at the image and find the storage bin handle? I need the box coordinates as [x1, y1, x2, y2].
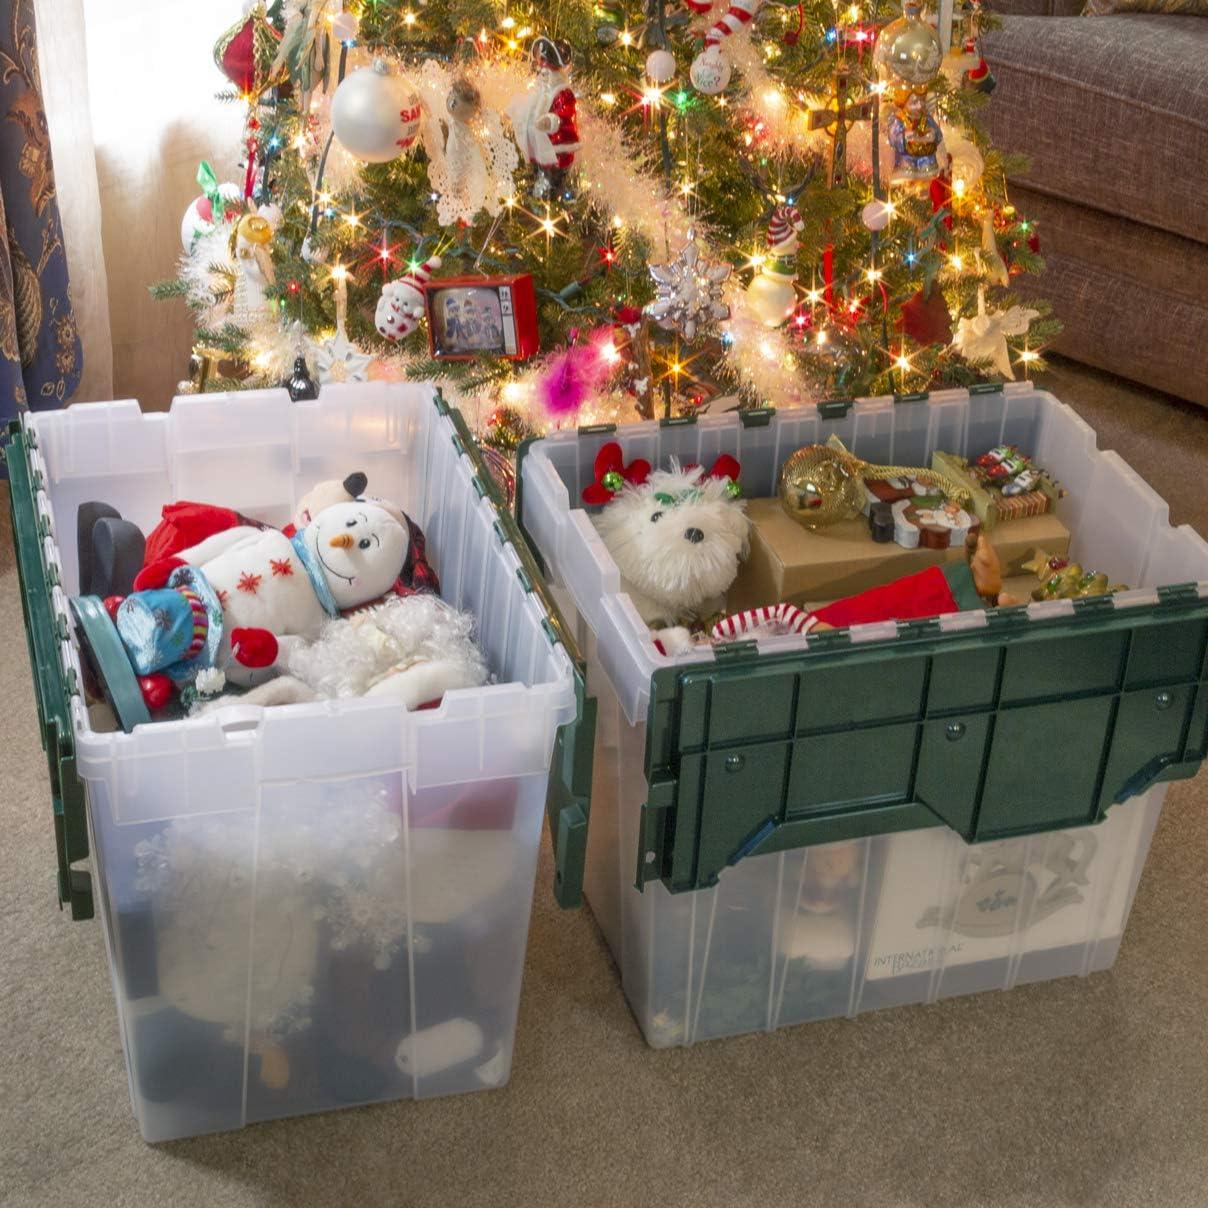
[3, 421, 93, 920]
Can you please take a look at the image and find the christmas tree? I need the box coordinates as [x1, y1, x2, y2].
[156, 0, 1057, 472]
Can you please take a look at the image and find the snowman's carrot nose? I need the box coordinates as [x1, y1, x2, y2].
[328, 533, 355, 549]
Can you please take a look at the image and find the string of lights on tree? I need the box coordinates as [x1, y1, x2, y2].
[155, 0, 1057, 483]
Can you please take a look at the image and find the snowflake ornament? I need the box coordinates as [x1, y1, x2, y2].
[645, 229, 732, 340]
[313, 331, 374, 384]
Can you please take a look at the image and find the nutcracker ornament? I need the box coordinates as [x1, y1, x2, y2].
[745, 205, 804, 328]
[508, 37, 581, 201]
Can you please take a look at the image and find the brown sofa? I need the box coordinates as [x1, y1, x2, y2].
[983, 1, 1208, 406]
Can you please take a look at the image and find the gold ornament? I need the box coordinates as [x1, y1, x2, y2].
[779, 437, 972, 530]
[874, 0, 944, 88]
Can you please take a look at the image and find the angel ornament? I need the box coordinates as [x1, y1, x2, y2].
[232, 211, 277, 324]
[424, 75, 518, 227]
[951, 287, 1039, 379]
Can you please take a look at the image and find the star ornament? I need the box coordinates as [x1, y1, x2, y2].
[313, 331, 374, 384]
[645, 229, 732, 340]
[951, 292, 1039, 379]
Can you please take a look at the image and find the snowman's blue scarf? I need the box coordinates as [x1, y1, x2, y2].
[290, 531, 340, 618]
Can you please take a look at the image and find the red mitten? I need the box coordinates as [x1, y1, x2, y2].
[230, 627, 279, 669]
[133, 557, 185, 592]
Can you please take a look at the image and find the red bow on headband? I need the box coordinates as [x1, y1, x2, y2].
[582, 441, 651, 505]
[686, 454, 742, 484]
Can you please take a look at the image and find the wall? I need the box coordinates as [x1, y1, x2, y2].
[84, 0, 246, 409]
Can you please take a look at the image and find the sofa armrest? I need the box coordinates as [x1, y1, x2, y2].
[990, 0, 1084, 16]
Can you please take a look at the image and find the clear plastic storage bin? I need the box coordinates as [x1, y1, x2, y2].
[7, 383, 583, 1140]
[517, 384, 1208, 1047]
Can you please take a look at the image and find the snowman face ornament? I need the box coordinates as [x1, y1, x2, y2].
[307, 501, 409, 610]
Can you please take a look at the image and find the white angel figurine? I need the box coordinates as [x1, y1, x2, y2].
[423, 75, 518, 227]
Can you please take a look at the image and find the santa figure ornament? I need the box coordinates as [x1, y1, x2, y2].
[508, 37, 581, 200]
[690, 0, 764, 95]
[376, 255, 442, 342]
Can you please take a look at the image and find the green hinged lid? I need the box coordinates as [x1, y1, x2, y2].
[4, 419, 93, 919]
[438, 392, 597, 908]
[637, 592, 1208, 894]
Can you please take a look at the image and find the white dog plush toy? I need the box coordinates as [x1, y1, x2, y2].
[584, 441, 749, 653]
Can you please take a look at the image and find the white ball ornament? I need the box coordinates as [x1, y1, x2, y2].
[331, 59, 422, 163]
[689, 47, 731, 96]
[645, 49, 677, 84]
[861, 199, 893, 231]
[331, 9, 359, 43]
[180, 181, 242, 251]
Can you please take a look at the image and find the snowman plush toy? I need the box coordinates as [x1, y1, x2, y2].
[74, 497, 433, 726]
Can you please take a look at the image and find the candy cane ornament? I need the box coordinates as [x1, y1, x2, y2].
[711, 601, 819, 641]
[704, 0, 765, 46]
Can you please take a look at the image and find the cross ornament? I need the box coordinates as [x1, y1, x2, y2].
[807, 67, 877, 189]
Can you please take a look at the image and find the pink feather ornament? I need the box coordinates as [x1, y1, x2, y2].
[535, 329, 617, 418]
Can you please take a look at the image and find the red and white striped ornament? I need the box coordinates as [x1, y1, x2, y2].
[711, 601, 819, 641]
[682, 0, 715, 11]
[703, 0, 765, 47]
[767, 204, 804, 256]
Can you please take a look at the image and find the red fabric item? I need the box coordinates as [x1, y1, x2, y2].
[811, 564, 959, 629]
[582, 441, 652, 505]
[144, 502, 250, 567]
[929, 174, 954, 235]
[229, 627, 279, 669]
[103, 595, 125, 622]
[896, 286, 953, 346]
[133, 557, 185, 592]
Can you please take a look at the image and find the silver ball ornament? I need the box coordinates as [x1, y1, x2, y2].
[861, 199, 893, 231]
[331, 60, 422, 163]
[645, 49, 677, 84]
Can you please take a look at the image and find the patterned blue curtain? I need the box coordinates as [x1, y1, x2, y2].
[0, 0, 81, 434]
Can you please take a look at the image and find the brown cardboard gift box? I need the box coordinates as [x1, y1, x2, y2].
[726, 497, 1072, 613]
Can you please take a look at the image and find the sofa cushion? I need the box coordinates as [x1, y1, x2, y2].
[984, 14, 1208, 244]
[1011, 185, 1207, 305]
[1005, 188, 1208, 405]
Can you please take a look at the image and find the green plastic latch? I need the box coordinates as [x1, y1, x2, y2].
[578, 422, 617, 435]
[817, 399, 854, 420]
[5, 421, 93, 920]
[659, 415, 697, 428]
[969, 381, 1005, 396]
[739, 408, 776, 428]
[894, 391, 930, 404]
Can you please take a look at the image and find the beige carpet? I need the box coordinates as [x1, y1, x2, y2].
[2, 361, 1206, 1208]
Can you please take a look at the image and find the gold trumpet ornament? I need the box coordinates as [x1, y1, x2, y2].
[779, 436, 973, 530]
